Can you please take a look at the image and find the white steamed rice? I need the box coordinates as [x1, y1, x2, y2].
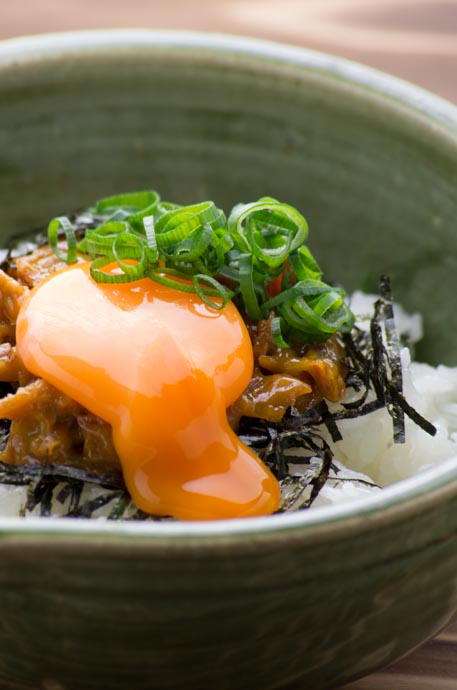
[312, 292, 457, 508]
[2, 292, 457, 518]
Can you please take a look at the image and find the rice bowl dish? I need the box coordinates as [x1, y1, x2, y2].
[0, 204, 457, 520]
[2, 29, 457, 690]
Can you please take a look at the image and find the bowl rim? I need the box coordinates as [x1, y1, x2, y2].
[1, 28, 457, 545]
[1, 28, 457, 133]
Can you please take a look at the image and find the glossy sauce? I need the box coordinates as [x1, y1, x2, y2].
[16, 263, 281, 520]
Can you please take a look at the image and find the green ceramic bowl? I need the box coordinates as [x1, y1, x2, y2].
[1, 30, 457, 690]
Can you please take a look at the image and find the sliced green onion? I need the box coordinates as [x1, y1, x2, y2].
[192, 274, 230, 310]
[111, 233, 146, 280]
[49, 190, 355, 345]
[271, 316, 290, 348]
[263, 280, 334, 310]
[289, 246, 322, 281]
[155, 201, 223, 249]
[96, 190, 160, 214]
[288, 298, 337, 335]
[47, 216, 78, 263]
[239, 253, 265, 321]
[82, 221, 130, 258]
[156, 201, 181, 217]
[90, 257, 134, 284]
[169, 224, 213, 264]
[143, 216, 159, 263]
[228, 198, 309, 265]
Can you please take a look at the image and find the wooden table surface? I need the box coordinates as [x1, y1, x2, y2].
[1, 2, 457, 688]
[1, 0, 457, 104]
[343, 618, 457, 689]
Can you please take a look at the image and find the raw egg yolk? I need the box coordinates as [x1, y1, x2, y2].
[16, 262, 281, 520]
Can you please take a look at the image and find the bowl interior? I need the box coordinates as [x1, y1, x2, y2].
[1, 33, 457, 368]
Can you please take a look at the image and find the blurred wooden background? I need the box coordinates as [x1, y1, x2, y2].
[1, 1, 457, 687]
[1, 0, 457, 103]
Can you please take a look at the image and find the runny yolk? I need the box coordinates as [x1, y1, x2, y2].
[16, 262, 281, 520]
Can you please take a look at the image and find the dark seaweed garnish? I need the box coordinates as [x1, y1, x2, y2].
[0, 254, 437, 517]
[0, 419, 11, 453]
[235, 275, 437, 511]
[311, 276, 437, 441]
[238, 414, 338, 510]
[238, 411, 379, 510]
[0, 461, 167, 519]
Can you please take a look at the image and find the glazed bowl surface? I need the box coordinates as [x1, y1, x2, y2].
[1, 30, 457, 690]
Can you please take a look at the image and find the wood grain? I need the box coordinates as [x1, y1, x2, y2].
[343, 618, 457, 688]
[1, 0, 457, 102]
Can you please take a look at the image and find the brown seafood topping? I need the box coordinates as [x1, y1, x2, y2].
[0, 249, 120, 477]
[0, 246, 348, 473]
[0, 378, 120, 478]
[10, 243, 70, 288]
[228, 317, 347, 426]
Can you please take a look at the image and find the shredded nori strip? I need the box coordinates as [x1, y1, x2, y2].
[0, 460, 171, 520]
[235, 275, 437, 512]
[70, 491, 124, 519]
[0, 235, 438, 518]
[0, 462, 134, 519]
[379, 275, 405, 442]
[307, 276, 437, 443]
[238, 413, 337, 510]
[313, 400, 343, 443]
[0, 461, 123, 490]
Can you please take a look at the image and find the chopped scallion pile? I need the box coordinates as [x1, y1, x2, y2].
[48, 191, 355, 347]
